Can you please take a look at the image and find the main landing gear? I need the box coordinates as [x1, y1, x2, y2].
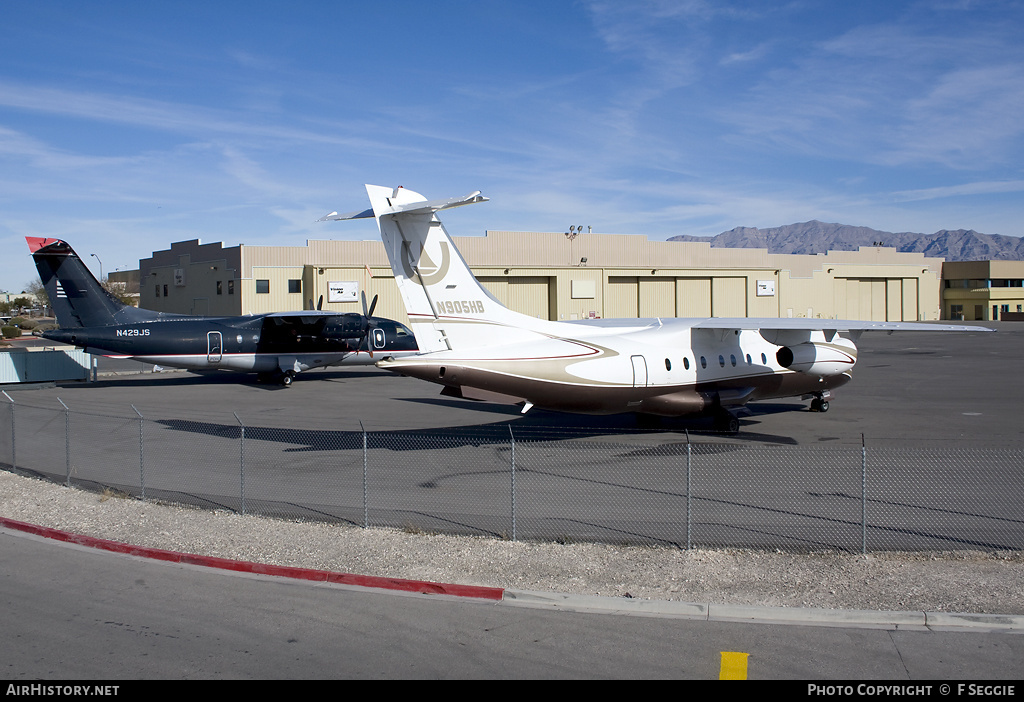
[256, 370, 297, 387]
[713, 408, 741, 435]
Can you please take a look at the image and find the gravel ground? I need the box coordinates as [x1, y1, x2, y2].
[3, 469, 1023, 614]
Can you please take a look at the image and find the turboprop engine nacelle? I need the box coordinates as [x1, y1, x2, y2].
[776, 337, 857, 378]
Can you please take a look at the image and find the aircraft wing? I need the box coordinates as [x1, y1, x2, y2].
[687, 318, 992, 333]
[263, 311, 341, 318]
[567, 316, 991, 334]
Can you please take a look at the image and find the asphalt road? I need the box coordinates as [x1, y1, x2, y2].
[3, 526, 1022, 680]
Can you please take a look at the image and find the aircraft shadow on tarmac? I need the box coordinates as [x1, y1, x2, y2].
[154, 399, 804, 451]
[81, 369, 386, 389]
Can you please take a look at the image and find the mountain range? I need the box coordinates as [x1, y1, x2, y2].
[668, 221, 1024, 261]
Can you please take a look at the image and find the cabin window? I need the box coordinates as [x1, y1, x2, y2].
[718, 355, 725, 368]
[700, 356, 707, 369]
[288, 279, 302, 294]
[746, 354, 752, 364]
[683, 357, 690, 370]
[730, 354, 737, 367]
[664, 358, 671, 371]
[256, 279, 270, 294]
[761, 353, 767, 364]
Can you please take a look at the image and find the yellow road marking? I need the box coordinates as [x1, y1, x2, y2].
[719, 651, 749, 680]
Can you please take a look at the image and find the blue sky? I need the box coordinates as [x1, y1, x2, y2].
[3, 1, 1024, 293]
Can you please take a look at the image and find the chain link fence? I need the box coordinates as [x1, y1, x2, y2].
[2, 393, 1022, 553]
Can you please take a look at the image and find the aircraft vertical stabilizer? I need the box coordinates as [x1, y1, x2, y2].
[28, 238, 160, 328]
[361, 184, 556, 353]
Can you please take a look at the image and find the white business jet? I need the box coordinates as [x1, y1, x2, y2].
[321, 185, 988, 432]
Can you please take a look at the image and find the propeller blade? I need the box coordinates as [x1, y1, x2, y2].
[317, 295, 324, 311]
[359, 292, 379, 358]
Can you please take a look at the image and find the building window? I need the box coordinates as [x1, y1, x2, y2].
[155, 285, 160, 297]
[288, 279, 302, 294]
[228, 280, 234, 295]
[216, 281, 223, 295]
[163, 284, 168, 297]
[256, 280, 270, 294]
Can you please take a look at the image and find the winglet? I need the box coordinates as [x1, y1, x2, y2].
[26, 237, 62, 253]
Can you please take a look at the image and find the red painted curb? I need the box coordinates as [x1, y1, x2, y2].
[0, 516, 505, 601]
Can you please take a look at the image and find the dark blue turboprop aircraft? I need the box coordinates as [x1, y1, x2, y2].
[27, 237, 418, 385]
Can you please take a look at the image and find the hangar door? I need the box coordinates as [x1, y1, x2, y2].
[608, 276, 740, 319]
[478, 276, 552, 320]
[604, 277, 676, 318]
[712, 277, 747, 317]
[835, 278, 918, 321]
[605, 277, 639, 318]
[677, 278, 712, 318]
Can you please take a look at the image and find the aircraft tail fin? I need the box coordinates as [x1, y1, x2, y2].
[322, 185, 554, 352]
[27, 238, 161, 328]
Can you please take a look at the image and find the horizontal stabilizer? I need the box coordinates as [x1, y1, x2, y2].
[317, 207, 374, 222]
[385, 191, 488, 216]
[318, 189, 487, 223]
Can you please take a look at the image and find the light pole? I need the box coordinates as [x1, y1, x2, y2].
[90, 253, 103, 281]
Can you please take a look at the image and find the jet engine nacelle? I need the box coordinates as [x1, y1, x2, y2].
[776, 338, 857, 377]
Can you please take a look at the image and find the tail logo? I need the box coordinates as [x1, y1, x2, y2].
[401, 241, 450, 286]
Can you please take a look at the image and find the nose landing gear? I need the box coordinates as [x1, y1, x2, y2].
[810, 391, 831, 412]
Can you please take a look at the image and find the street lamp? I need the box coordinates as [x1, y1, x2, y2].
[90, 253, 103, 281]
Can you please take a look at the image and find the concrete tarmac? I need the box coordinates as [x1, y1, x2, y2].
[6, 322, 1018, 445]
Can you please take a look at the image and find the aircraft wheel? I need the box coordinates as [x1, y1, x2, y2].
[714, 411, 740, 435]
[281, 372, 295, 387]
[810, 398, 830, 412]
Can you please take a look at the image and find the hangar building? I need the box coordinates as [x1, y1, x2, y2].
[136, 231, 947, 326]
[941, 260, 1024, 321]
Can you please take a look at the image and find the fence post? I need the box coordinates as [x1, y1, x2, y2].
[131, 405, 145, 499]
[509, 425, 517, 542]
[57, 398, 70, 486]
[685, 428, 692, 551]
[360, 422, 368, 529]
[2, 391, 13, 471]
[861, 433, 867, 555]
[233, 413, 245, 515]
